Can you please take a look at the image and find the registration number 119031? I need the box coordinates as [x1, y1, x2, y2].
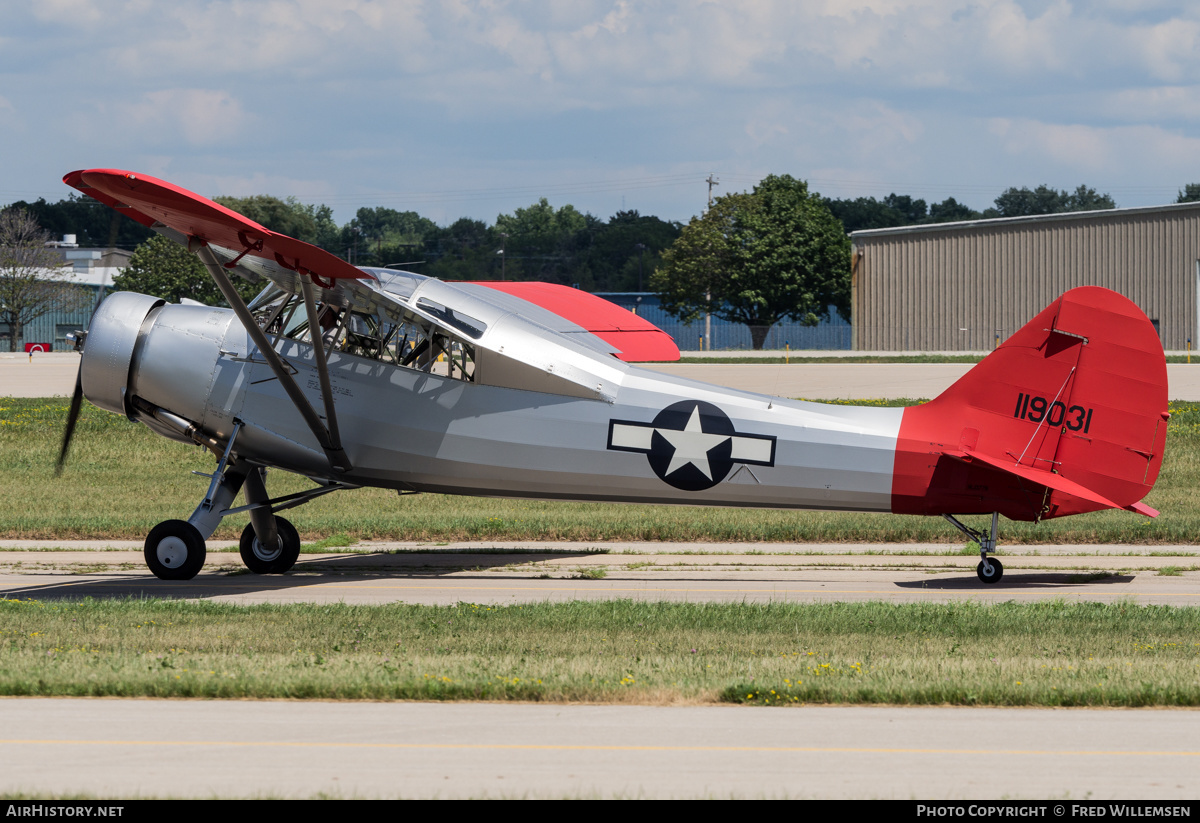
[1013, 392, 1094, 433]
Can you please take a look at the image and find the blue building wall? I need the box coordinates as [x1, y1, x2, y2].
[595, 293, 851, 351]
[1, 284, 103, 352]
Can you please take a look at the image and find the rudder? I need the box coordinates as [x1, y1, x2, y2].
[891, 287, 1168, 521]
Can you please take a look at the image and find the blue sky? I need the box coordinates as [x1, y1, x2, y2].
[3, 0, 1200, 227]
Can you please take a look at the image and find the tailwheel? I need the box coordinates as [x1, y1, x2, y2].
[145, 520, 207, 580]
[976, 557, 1004, 584]
[944, 511, 1007, 586]
[239, 516, 301, 574]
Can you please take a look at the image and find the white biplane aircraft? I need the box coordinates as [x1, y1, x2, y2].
[59, 169, 1169, 584]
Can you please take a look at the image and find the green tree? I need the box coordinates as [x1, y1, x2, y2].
[493, 198, 598, 286]
[1177, 184, 1200, 203]
[342, 206, 441, 267]
[1063, 185, 1116, 211]
[826, 194, 982, 231]
[425, 218, 502, 280]
[927, 197, 979, 223]
[4, 195, 154, 249]
[576, 210, 681, 292]
[212, 195, 340, 251]
[113, 235, 259, 306]
[882, 193, 928, 223]
[993, 184, 1115, 217]
[824, 196, 911, 233]
[653, 175, 851, 350]
[0, 209, 91, 351]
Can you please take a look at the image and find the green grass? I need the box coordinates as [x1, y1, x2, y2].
[575, 567, 608, 579]
[4, 397, 1200, 544]
[301, 533, 359, 552]
[2, 598, 1197, 707]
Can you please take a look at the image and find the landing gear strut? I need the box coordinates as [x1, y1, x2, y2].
[239, 516, 300, 574]
[943, 511, 1005, 585]
[141, 418, 347, 580]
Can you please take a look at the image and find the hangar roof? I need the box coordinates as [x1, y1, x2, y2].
[849, 200, 1200, 241]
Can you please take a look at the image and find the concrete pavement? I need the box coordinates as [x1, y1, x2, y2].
[1, 699, 1196, 799]
[2, 542, 1197, 606]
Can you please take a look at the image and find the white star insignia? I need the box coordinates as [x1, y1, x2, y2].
[657, 406, 732, 480]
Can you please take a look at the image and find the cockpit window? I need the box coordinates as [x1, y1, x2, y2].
[415, 298, 485, 339]
[365, 268, 425, 302]
[251, 292, 475, 382]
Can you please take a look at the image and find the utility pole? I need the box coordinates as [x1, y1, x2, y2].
[704, 174, 718, 348]
[634, 243, 646, 292]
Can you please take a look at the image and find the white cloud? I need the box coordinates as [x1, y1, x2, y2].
[109, 89, 251, 147]
[9, 1, 1200, 221]
[988, 117, 1200, 174]
[28, 0, 103, 25]
[1100, 85, 1200, 122]
[837, 102, 926, 164]
[1130, 17, 1200, 83]
[204, 170, 337, 201]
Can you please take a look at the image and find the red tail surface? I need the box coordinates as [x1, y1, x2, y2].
[891, 287, 1169, 521]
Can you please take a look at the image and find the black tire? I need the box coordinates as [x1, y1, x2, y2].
[977, 557, 1004, 584]
[144, 520, 206, 580]
[239, 516, 301, 574]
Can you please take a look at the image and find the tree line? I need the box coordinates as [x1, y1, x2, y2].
[7, 193, 682, 294]
[6, 179, 1200, 350]
[13, 178, 1186, 292]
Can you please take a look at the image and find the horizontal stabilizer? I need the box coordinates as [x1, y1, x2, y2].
[945, 449, 1155, 517]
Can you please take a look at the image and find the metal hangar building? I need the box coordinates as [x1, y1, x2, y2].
[849, 202, 1200, 352]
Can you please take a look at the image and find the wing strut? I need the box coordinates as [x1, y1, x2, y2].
[299, 274, 344, 454]
[194, 243, 352, 473]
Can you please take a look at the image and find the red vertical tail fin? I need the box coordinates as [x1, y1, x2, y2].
[892, 287, 1169, 521]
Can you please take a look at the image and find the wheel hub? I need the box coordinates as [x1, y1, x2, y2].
[253, 537, 282, 563]
[155, 536, 188, 568]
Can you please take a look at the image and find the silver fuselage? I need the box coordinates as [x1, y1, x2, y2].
[88, 294, 903, 513]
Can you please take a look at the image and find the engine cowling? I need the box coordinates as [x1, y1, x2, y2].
[79, 292, 164, 416]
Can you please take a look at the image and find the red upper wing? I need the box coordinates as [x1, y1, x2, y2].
[63, 169, 364, 282]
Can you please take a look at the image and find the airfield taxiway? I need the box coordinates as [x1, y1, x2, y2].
[1, 541, 1198, 606]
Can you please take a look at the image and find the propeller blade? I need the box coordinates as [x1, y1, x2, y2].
[55, 366, 84, 476]
[55, 256, 108, 476]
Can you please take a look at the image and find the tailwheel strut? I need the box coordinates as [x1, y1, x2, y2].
[943, 512, 1004, 585]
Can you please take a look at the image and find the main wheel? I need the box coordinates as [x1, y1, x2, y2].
[239, 516, 301, 574]
[144, 520, 207, 580]
[977, 557, 1004, 584]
